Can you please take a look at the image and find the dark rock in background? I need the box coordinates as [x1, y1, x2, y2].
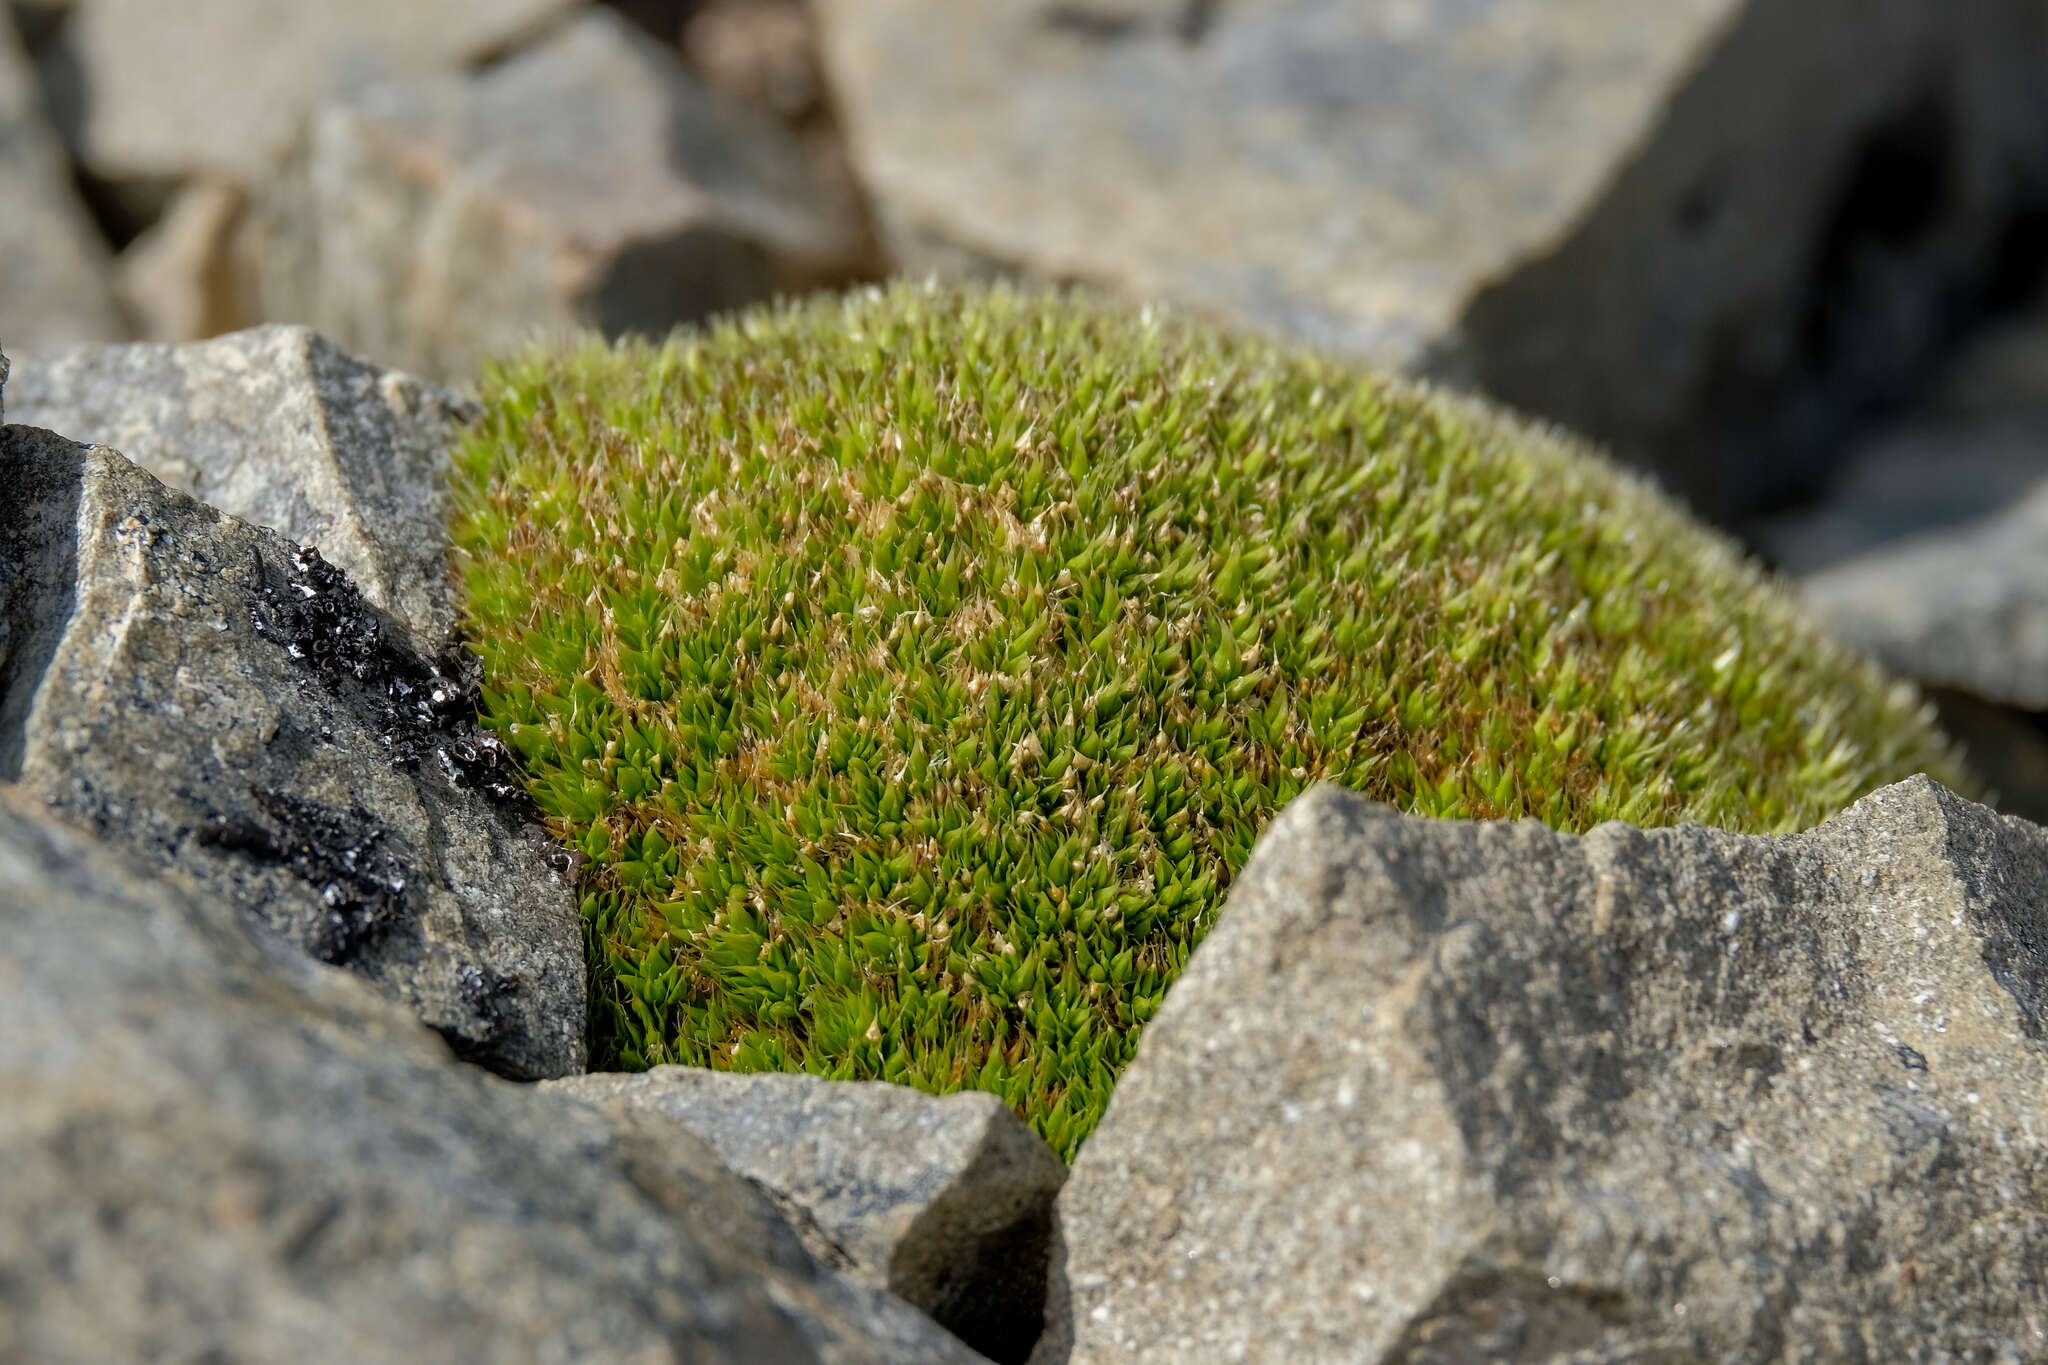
[1758, 295, 2048, 820]
[549, 1067, 1068, 1364]
[0, 788, 991, 1365]
[0, 430, 585, 1079]
[1798, 481, 2048, 710]
[1038, 779, 2048, 1362]
[1917, 687, 2048, 826]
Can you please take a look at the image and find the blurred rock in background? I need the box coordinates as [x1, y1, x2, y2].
[1754, 290, 2048, 820]
[0, 1, 125, 345]
[607, 0, 878, 291]
[60, 0, 577, 186]
[4, 0, 2046, 811]
[4, 0, 879, 362]
[113, 179, 248, 343]
[253, 9, 874, 383]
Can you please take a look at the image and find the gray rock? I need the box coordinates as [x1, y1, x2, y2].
[65, 0, 580, 183]
[256, 10, 871, 382]
[1799, 478, 2048, 711]
[0, 14, 126, 347]
[8, 325, 473, 648]
[1746, 417, 2048, 576]
[548, 1067, 1068, 1364]
[0, 789, 991, 1365]
[1745, 302, 2048, 577]
[0, 430, 582, 1079]
[815, 0, 2048, 520]
[1036, 778, 2048, 1363]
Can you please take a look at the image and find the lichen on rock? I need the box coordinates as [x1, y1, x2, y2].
[448, 281, 1968, 1157]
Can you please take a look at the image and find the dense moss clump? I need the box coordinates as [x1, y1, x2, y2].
[450, 282, 1964, 1158]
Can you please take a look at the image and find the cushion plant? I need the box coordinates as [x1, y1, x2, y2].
[449, 281, 1966, 1159]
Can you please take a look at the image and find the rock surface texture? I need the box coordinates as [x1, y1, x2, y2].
[815, 0, 2048, 519]
[0, 15, 127, 347]
[0, 430, 583, 1079]
[7, 325, 474, 647]
[258, 9, 871, 381]
[63, 0, 580, 183]
[549, 1067, 1069, 1364]
[0, 789, 991, 1365]
[1035, 779, 2048, 1363]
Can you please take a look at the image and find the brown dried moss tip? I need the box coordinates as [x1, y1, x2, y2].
[449, 281, 1967, 1159]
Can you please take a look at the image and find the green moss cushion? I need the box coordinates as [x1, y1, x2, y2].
[450, 283, 1964, 1158]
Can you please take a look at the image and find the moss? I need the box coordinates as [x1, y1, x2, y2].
[449, 281, 1967, 1159]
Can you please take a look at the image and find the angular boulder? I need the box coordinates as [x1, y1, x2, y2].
[549, 1067, 1068, 1364]
[64, 0, 580, 183]
[815, 0, 2048, 519]
[7, 325, 472, 648]
[0, 432, 582, 1079]
[1036, 778, 2048, 1362]
[0, 789, 990, 1364]
[257, 9, 872, 382]
[0, 15, 126, 347]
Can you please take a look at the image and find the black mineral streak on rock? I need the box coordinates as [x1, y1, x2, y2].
[246, 542, 540, 819]
[197, 788, 410, 966]
[230, 540, 575, 993]
[444, 958, 530, 1070]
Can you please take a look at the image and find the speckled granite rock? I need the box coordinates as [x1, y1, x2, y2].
[549, 1067, 1067, 1363]
[817, 0, 2048, 520]
[257, 9, 871, 382]
[1036, 778, 2048, 1363]
[0, 431, 582, 1079]
[0, 788, 991, 1365]
[8, 325, 473, 648]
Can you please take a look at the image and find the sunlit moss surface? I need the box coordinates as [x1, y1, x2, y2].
[450, 282, 1965, 1158]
